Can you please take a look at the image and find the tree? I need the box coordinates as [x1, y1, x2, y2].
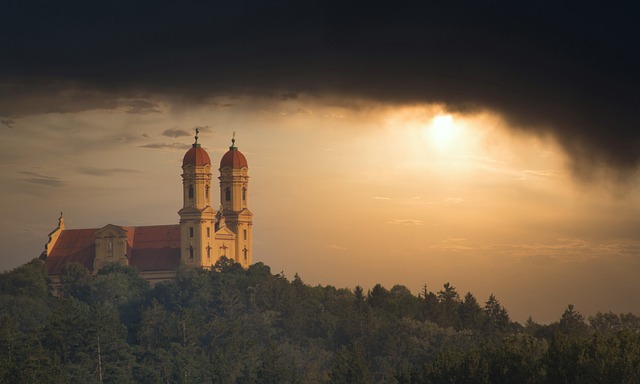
[0, 258, 51, 298]
[546, 332, 584, 383]
[422, 347, 488, 384]
[484, 294, 510, 333]
[488, 333, 546, 383]
[459, 292, 484, 330]
[390, 285, 420, 319]
[59, 262, 94, 302]
[420, 284, 439, 323]
[367, 284, 390, 309]
[559, 304, 589, 337]
[437, 282, 461, 328]
[329, 342, 373, 384]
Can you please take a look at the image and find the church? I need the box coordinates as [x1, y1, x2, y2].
[40, 131, 253, 284]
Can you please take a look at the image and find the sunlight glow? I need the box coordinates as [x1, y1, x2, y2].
[428, 114, 460, 151]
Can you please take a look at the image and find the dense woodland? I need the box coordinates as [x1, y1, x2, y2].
[1, 258, 640, 383]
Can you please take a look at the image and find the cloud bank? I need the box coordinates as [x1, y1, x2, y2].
[1, 1, 638, 176]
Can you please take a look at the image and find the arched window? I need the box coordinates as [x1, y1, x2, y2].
[188, 185, 194, 199]
[225, 187, 231, 201]
[242, 187, 246, 201]
[205, 185, 209, 199]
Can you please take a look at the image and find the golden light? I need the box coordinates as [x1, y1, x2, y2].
[428, 114, 460, 151]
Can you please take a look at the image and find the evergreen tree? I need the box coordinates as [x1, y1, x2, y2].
[558, 304, 589, 337]
[459, 292, 484, 330]
[484, 294, 510, 333]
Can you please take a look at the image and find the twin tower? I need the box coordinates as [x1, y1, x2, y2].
[179, 132, 253, 268]
[41, 131, 253, 284]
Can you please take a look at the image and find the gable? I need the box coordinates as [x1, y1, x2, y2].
[214, 226, 236, 240]
[95, 223, 127, 237]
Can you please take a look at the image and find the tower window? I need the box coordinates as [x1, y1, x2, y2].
[188, 185, 194, 199]
[205, 185, 209, 199]
[242, 187, 246, 201]
[189, 246, 194, 258]
[207, 246, 211, 258]
[243, 229, 247, 240]
[207, 227, 210, 237]
[225, 187, 231, 201]
[189, 227, 194, 238]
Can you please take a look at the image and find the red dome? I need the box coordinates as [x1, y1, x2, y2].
[220, 147, 248, 169]
[182, 145, 211, 167]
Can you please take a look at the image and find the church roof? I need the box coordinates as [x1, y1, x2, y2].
[182, 129, 211, 167]
[123, 225, 181, 271]
[220, 137, 248, 169]
[183, 144, 211, 167]
[45, 228, 96, 275]
[45, 224, 181, 275]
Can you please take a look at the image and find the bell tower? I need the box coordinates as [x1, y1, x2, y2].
[218, 133, 253, 267]
[178, 129, 217, 267]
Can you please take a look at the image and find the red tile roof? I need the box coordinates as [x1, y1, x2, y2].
[45, 224, 181, 275]
[45, 228, 97, 275]
[125, 225, 181, 271]
[182, 145, 211, 167]
[220, 147, 248, 169]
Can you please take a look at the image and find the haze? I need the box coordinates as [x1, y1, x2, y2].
[1, 1, 639, 324]
[0, 97, 638, 323]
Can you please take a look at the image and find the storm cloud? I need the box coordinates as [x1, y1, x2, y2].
[1, 1, 638, 176]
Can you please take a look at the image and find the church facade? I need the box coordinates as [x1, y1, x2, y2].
[40, 133, 253, 284]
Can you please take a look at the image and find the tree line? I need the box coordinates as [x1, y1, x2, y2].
[1, 258, 639, 383]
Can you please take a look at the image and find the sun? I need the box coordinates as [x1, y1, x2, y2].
[427, 114, 460, 151]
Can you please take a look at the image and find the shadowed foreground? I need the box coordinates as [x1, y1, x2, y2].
[1, 258, 639, 383]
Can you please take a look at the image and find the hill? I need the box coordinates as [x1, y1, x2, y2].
[1, 258, 639, 383]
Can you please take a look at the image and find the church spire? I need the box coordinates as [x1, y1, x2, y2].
[193, 128, 200, 147]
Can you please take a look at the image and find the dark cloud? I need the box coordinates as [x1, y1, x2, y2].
[140, 143, 191, 150]
[17, 172, 64, 187]
[162, 128, 191, 138]
[1, 1, 638, 176]
[162, 127, 213, 140]
[194, 126, 212, 133]
[119, 99, 161, 114]
[280, 92, 299, 101]
[209, 102, 236, 108]
[77, 167, 141, 176]
[0, 84, 158, 117]
[1, 118, 15, 128]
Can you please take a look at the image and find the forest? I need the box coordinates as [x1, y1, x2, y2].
[1, 258, 640, 383]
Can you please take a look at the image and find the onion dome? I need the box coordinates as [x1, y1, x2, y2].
[182, 129, 211, 166]
[220, 133, 248, 169]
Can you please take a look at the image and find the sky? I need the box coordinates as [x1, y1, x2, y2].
[1, 1, 639, 323]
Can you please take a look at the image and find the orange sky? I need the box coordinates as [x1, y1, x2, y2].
[1, 95, 639, 323]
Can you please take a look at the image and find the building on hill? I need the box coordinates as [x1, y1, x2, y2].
[40, 131, 253, 284]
